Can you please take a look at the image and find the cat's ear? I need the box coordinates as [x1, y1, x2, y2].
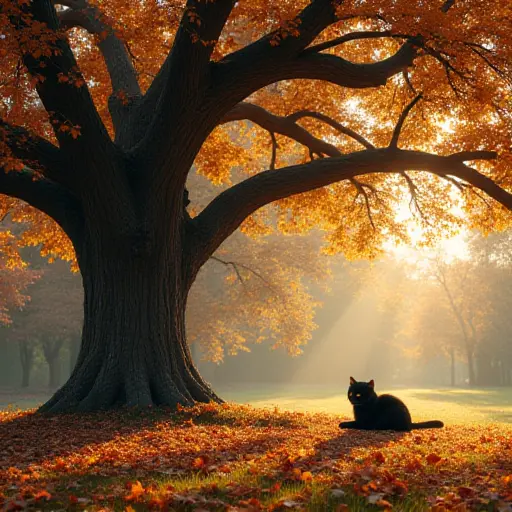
[349, 376, 356, 385]
[368, 379, 375, 388]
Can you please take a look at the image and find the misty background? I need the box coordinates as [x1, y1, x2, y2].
[1, 221, 511, 398]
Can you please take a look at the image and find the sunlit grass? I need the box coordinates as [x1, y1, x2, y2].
[221, 385, 512, 424]
[2, 385, 512, 424]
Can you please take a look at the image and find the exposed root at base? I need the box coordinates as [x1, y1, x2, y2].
[38, 367, 222, 414]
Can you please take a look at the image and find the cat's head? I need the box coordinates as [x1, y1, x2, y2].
[347, 377, 377, 405]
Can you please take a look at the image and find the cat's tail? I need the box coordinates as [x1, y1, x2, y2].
[411, 420, 444, 429]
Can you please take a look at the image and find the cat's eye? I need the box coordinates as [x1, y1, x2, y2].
[348, 392, 352, 397]
[356, 393, 361, 398]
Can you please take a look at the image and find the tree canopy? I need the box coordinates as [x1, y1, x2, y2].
[1, 0, 512, 258]
[1, 0, 512, 412]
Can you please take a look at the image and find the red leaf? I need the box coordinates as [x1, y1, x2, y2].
[426, 453, 442, 465]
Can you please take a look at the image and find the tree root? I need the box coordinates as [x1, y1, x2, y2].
[37, 355, 222, 414]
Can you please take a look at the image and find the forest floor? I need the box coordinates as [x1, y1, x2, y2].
[1, 385, 511, 424]
[1, 392, 512, 511]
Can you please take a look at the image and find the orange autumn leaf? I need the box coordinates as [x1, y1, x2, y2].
[34, 490, 51, 501]
[192, 455, 209, 469]
[374, 451, 386, 464]
[125, 481, 145, 502]
[301, 471, 313, 482]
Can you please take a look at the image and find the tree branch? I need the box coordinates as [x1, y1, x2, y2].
[305, 31, 402, 54]
[189, 149, 505, 274]
[56, 2, 141, 98]
[287, 111, 375, 150]
[210, 255, 280, 296]
[389, 94, 422, 148]
[13, 0, 110, 151]
[209, 37, 418, 118]
[0, 166, 83, 243]
[138, 0, 235, 162]
[441, 0, 456, 13]
[1, 119, 69, 186]
[219, 102, 374, 158]
[54, 0, 141, 146]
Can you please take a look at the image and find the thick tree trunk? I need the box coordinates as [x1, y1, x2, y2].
[39, 232, 220, 413]
[68, 337, 81, 375]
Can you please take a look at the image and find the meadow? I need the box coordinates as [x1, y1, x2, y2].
[1, 386, 511, 511]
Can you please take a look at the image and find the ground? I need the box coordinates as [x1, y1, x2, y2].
[1, 386, 511, 511]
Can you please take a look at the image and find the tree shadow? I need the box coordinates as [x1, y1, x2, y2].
[305, 428, 407, 467]
[0, 405, 308, 471]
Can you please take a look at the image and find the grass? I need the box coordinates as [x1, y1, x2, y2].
[1, 392, 512, 511]
[2, 384, 512, 424]
[220, 384, 512, 424]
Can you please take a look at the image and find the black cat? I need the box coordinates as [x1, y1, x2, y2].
[338, 377, 444, 431]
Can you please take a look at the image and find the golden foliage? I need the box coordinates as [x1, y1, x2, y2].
[1, 0, 512, 358]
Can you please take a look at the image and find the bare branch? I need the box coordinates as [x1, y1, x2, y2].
[352, 180, 377, 230]
[287, 111, 375, 149]
[210, 255, 248, 292]
[220, 102, 374, 161]
[465, 44, 511, 85]
[269, 132, 278, 171]
[401, 171, 430, 223]
[389, 94, 423, 148]
[403, 70, 417, 94]
[441, 175, 467, 191]
[210, 255, 278, 293]
[305, 30, 403, 54]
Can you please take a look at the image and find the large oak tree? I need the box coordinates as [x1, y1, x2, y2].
[1, 0, 511, 412]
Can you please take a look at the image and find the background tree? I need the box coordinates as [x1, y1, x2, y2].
[399, 232, 512, 387]
[3, 259, 82, 388]
[404, 275, 467, 386]
[0, 210, 40, 387]
[1, 0, 512, 412]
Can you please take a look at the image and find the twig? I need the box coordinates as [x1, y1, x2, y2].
[305, 31, 406, 54]
[269, 132, 278, 171]
[289, 111, 375, 149]
[389, 94, 422, 148]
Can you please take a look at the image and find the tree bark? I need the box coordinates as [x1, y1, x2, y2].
[68, 337, 81, 375]
[39, 229, 220, 413]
